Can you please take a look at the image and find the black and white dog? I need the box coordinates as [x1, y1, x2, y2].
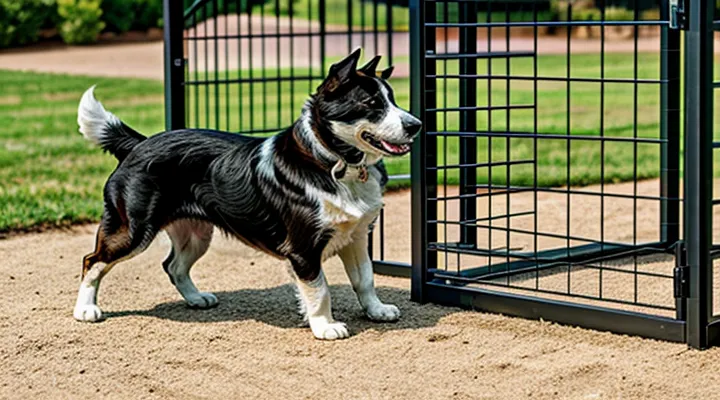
[73, 49, 421, 340]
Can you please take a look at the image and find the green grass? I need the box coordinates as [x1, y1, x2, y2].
[0, 72, 166, 233]
[290, 0, 410, 30]
[1, 52, 717, 232]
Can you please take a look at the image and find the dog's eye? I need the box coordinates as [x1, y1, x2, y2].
[366, 98, 381, 108]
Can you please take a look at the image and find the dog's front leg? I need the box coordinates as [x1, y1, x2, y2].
[338, 235, 400, 322]
[290, 258, 349, 340]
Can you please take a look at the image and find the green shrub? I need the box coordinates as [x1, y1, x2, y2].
[57, 0, 106, 44]
[573, 7, 602, 21]
[605, 6, 635, 21]
[0, 0, 56, 48]
[640, 8, 660, 21]
[132, 0, 163, 30]
[102, 0, 136, 33]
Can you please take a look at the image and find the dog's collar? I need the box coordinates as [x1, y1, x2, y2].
[331, 155, 369, 183]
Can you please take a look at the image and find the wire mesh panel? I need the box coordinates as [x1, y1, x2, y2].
[412, 0, 686, 342]
[170, 0, 411, 274]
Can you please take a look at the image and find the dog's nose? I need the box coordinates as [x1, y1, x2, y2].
[403, 118, 422, 137]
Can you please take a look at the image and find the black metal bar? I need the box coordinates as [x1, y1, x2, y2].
[433, 185, 677, 202]
[458, 0, 477, 248]
[185, 31, 381, 41]
[223, 0, 229, 131]
[427, 51, 535, 60]
[347, 0, 353, 52]
[426, 131, 668, 144]
[185, 75, 325, 85]
[660, 0, 682, 245]
[430, 275, 676, 312]
[598, 0, 606, 300]
[429, 210, 535, 225]
[386, 0, 394, 66]
[424, 283, 685, 343]
[410, 0, 435, 303]
[425, 21, 667, 28]
[319, 0, 326, 75]
[532, 0, 539, 291]
[163, 0, 186, 131]
[565, 1, 572, 296]
[373, 260, 412, 278]
[247, 0, 254, 132]
[684, 0, 715, 349]
[427, 104, 534, 112]
[427, 74, 667, 84]
[212, 0, 219, 129]
[428, 159, 534, 171]
[436, 242, 669, 277]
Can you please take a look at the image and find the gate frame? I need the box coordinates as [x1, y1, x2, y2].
[683, 0, 717, 349]
[406, 0, 720, 348]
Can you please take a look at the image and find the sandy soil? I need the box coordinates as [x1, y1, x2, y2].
[3, 183, 720, 400]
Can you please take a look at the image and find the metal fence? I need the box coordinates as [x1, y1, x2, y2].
[408, 0, 720, 349]
[164, 0, 720, 348]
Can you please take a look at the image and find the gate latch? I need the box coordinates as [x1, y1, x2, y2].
[669, 0, 687, 30]
[674, 241, 689, 299]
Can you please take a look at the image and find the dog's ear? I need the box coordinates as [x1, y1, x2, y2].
[379, 66, 394, 80]
[358, 55, 382, 76]
[319, 48, 362, 93]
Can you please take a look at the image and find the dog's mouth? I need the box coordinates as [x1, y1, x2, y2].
[360, 131, 412, 156]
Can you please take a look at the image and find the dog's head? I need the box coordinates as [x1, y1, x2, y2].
[310, 49, 422, 165]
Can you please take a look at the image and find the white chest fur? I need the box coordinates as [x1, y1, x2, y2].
[318, 177, 383, 260]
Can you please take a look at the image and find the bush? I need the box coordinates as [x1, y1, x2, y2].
[605, 6, 635, 21]
[132, 0, 163, 30]
[0, 0, 56, 48]
[57, 0, 105, 44]
[101, 0, 163, 33]
[102, 0, 135, 33]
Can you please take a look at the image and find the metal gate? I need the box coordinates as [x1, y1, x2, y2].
[409, 0, 720, 349]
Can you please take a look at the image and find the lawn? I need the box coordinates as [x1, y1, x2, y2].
[0, 52, 713, 233]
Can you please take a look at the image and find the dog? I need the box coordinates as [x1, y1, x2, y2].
[73, 49, 422, 340]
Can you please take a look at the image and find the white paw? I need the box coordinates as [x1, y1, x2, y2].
[311, 321, 350, 340]
[74, 305, 103, 322]
[185, 292, 219, 309]
[366, 303, 401, 322]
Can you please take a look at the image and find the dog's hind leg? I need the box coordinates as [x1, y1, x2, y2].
[289, 255, 349, 340]
[74, 209, 158, 322]
[338, 234, 400, 322]
[163, 220, 217, 309]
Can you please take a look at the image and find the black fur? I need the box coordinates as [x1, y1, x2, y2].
[85, 50, 416, 285]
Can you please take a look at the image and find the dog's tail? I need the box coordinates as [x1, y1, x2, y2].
[77, 86, 146, 161]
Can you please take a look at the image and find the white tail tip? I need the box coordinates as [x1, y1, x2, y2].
[77, 85, 119, 145]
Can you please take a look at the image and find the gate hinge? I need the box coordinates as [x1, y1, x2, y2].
[674, 241, 689, 299]
[669, 0, 687, 30]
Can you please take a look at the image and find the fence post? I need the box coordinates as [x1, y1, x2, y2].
[683, 0, 714, 349]
[319, 0, 326, 74]
[410, 0, 436, 302]
[660, 3, 681, 246]
[163, 0, 186, 131]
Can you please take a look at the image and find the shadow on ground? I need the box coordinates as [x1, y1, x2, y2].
[106, 284, 457, 334]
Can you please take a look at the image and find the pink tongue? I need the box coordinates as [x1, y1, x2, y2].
[381, 140, 403, 153]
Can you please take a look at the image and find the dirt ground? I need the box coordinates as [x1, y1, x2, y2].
[4, 15, 720, 399]
[3, 183, 720, 400]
